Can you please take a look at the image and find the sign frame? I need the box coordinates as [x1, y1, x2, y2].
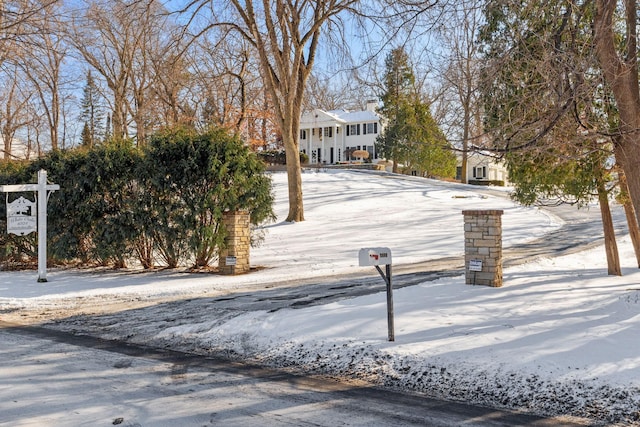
[0, 170, 59, 282]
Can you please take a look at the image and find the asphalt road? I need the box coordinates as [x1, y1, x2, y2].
[0, 324, 592, 426]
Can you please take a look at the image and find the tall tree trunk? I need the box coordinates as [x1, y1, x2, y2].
[284, 131, 304, 222]
[594, 0, 640, 226]
[619, 170, 640, 267]
[597, 176, 621, 275]
[461, 104, 470, 184]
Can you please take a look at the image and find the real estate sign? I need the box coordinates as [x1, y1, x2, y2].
[7, 196, 37, 235]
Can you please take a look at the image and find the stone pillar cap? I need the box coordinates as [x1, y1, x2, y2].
[462, 210, 504, 216]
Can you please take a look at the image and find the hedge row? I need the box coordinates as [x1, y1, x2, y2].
[468, 179, 505, 187]
[0, 128, 275, 270]
[257, 150, 309, 165]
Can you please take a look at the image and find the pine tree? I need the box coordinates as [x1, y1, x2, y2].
[376, 48, 415, 173]
[80, 122, 91, 147]
[80, 70, 105, 147]
[376, 47, 456, 177]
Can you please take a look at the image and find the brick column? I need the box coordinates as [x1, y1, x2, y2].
[462, 210, 503, 287]
[219, 211, 251, 275]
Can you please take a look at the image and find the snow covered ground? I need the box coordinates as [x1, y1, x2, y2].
[1, 170, 639, 425]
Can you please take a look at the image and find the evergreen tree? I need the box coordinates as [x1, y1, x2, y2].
[80, 122, 91, 147]
[376, 47, 456, 177]
[478, 0, 627, 275]
[376, 48, 415, 173]
[80, 70, 105, 147]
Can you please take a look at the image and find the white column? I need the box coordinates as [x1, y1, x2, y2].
[321, 128, 325, 164]
[333, 123, 338, 163]
[37, 170, 48, 282]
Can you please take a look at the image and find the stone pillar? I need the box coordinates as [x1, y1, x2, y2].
[462, 210, 503, 287]
[219, 211, 251, 275]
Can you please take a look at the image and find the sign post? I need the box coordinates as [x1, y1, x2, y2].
[358, 247, 394, 342]
[1, 170, 60, 282]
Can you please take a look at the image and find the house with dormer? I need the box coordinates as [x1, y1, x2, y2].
[298, 101, 382, 165]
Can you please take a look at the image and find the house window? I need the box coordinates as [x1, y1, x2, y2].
[300, 129, 307, 140]
[473, 166, 487, 179]
[324, 127, 333, 137]
[363, 123, 377, 134]
[348, 124, 360, 136]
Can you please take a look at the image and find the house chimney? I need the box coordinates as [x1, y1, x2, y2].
[366, 100, 378, 112]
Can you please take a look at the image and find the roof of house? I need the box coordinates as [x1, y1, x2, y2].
[300, 108, 379, 126]
[327, 109, 379, 123]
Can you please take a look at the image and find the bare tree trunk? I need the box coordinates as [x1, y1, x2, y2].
[461, 114, 469, 183]
[619, 170, 640, 267]
[597, 176, 621, 275]
[622, 197, 640, 268]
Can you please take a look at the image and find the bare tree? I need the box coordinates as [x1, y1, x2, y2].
[191, 34, 256, 132]
[69, 1, 131, 141]
[17, 2, 67, 151]
[0, 66, 31, 159]
[435, 0, 485, 184]
[149, 38, 194, 128]
[183, 0, 363, 222]
[0, 0, 61, 157]
[69, 0, 171, 144]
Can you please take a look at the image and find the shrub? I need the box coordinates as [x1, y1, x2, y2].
[468, 179, 505, 187]
[141, 127, 274, 268]
[258, 150, 308, 165]
[29, 141, 141, 267]
[0, 128, 274, 270]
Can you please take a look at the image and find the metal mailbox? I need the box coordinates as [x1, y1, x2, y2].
[358, 247, 392, 266]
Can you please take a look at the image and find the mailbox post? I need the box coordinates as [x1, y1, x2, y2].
[358, 247, 394, 341]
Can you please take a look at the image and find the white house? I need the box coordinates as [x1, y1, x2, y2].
[457, 151, 509, 185]
[298, 101, 382, 165]
[0, 136, 32, 160]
